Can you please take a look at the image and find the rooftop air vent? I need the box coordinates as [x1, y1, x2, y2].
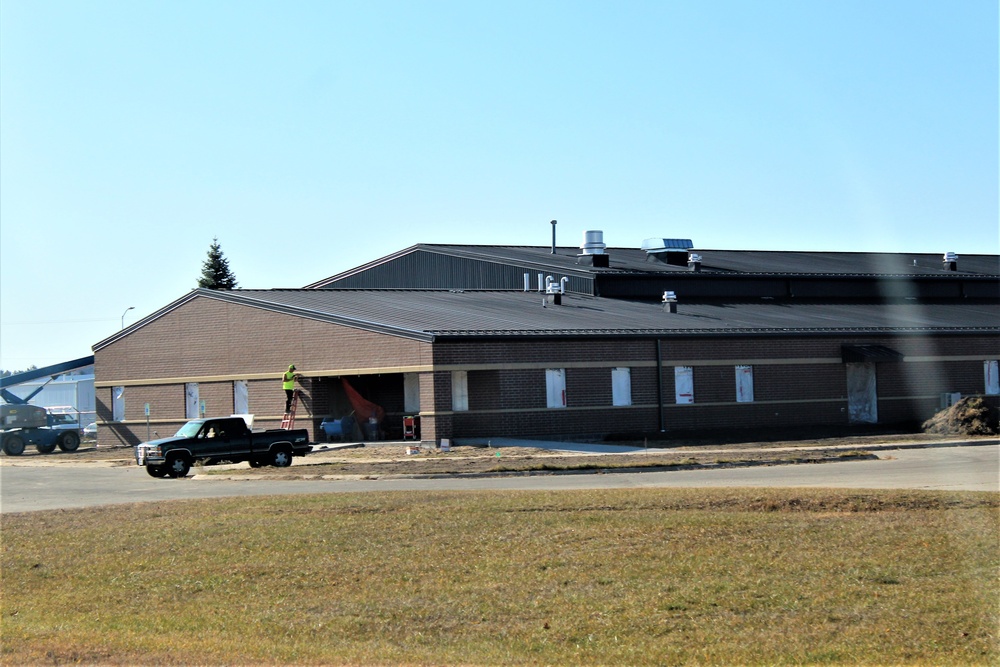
[577, 230, 610, 267]
[688, 253, 702, 272]
[942, 252, 958, 272]
[545, 276, 568, 305]
[662, 290, 678, 314]
[643, 238, 694, 266]
[580, 230, 607, 254]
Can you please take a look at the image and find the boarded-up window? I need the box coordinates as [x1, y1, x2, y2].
[846, 363, 878, 424]
[404, 373, 421, 412]
[985, 361, 999, 395]
[735, 365, 754, 403]
[234, 380, 249, 414]
[612, 367, 632, 406]
[546, 369, 566, 408]
[452, 371, 468, 412]
[185, 383, 200, 420]
[112, 386, 125, 422]
[674, 366, 694, 404]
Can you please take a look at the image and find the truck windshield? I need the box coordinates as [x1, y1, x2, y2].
[175, 421, 204, 438]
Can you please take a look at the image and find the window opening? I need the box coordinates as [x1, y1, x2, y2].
[612, 367, 632, 406]
[546, 369, 567, 408]
[674, 366, 694, 404]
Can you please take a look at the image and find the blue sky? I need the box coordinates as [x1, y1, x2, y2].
[1, 0, 997, 370]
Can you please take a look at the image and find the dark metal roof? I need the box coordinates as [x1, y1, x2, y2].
[304, 244, 1000, 305]
[307, 244, 1000, 288]
[122, 289, 998, 344]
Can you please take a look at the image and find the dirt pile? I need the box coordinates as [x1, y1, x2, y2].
[922, 397, 999, 436]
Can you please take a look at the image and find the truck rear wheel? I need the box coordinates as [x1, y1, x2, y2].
[166, 456, 191, 478]
[58, 431, 80, 452]
[2, 435, 25, 456]
[36, 441, 57, 454]
[271, 447, 292, 467]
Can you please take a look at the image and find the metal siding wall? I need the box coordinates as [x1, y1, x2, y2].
[327, 251, 596, 293]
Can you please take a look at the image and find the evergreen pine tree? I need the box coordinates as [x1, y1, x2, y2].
[197, 237, 238, 290]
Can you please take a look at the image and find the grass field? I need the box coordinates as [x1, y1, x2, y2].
[2, 488, 997, 666]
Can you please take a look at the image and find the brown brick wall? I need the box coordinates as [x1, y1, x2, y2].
[94, 296, 999, 446]
[95, 295, 432, 382]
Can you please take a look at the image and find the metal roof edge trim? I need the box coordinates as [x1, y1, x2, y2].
[429, 326, 1000, 340]
[303, 244, 424, 288]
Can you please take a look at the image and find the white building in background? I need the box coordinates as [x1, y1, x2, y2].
[1, 358, 96, 427]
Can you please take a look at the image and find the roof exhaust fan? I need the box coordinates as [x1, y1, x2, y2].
[663, 290, 678, 314]
[577, 230, 610, 267]
[942, 251, 958, 272]
[545, 276, 568, 305]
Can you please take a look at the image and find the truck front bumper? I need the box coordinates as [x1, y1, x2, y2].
[135, 445, 165, 466]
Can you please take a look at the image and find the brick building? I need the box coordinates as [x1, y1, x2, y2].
[93, 234, 1000, 447]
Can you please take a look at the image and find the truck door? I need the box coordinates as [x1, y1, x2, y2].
[218, 421, 251, 456]
[194, 421, 247, 459]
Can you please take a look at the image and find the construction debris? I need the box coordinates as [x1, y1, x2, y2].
[922, 397, 999, 436]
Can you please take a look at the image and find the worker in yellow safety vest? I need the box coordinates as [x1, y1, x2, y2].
[283, 364, 299, 412]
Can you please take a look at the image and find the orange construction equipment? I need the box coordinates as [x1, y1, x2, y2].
[402, 415, 420, 440]
[281, 390, 300, 430]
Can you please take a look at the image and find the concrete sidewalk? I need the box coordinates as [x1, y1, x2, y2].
[453, 436, 997, 455]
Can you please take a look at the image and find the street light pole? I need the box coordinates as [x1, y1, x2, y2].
[121, 306, 135, 330]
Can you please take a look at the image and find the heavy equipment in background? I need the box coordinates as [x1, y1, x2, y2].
[0, 403, 82, 455]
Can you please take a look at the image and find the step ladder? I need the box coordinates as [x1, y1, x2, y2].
[281, 390, 300, 430]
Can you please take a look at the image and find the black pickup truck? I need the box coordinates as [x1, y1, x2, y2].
[134, 417, 311, 478]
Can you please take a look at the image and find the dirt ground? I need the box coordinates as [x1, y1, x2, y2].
[1, 432, 988, 477]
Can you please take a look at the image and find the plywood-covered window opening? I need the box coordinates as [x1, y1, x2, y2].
[736, 365, 754, 403]
[234, 380, 249, 415]
[112, 386, 125, 422]
[546, 368, 566, 408]
[452, 371, 468, 412]
[985, 360, 999, 395]
[404, 373, 421, 412]
[674, 366, 694, 404]
[612, 367, 632, 406]
[185, 383, 200, 420]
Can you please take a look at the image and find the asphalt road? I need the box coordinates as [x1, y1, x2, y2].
[1, 444, 997, 514]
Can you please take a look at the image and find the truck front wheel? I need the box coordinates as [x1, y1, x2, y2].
[271, 447, 292, 467]
[58, 431, 80, 452]
[2, 435, 25, 456]
[146, 464, 168, 478]
[166, 456, 191, 478]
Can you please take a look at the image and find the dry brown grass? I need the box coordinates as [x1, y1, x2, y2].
[2, 488, 997, 666]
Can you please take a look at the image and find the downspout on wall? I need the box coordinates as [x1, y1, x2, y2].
[656, 339, 665, 432]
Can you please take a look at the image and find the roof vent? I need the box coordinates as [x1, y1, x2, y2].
[580, 230, 607, 255]
[942, 251, 958, 272]
[545, 277, 568, 305]
[662, 290, 678, 314]
[643, 238, 694, 266]
[688, 253, 702, 272]
[577, 230, 610, 267]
